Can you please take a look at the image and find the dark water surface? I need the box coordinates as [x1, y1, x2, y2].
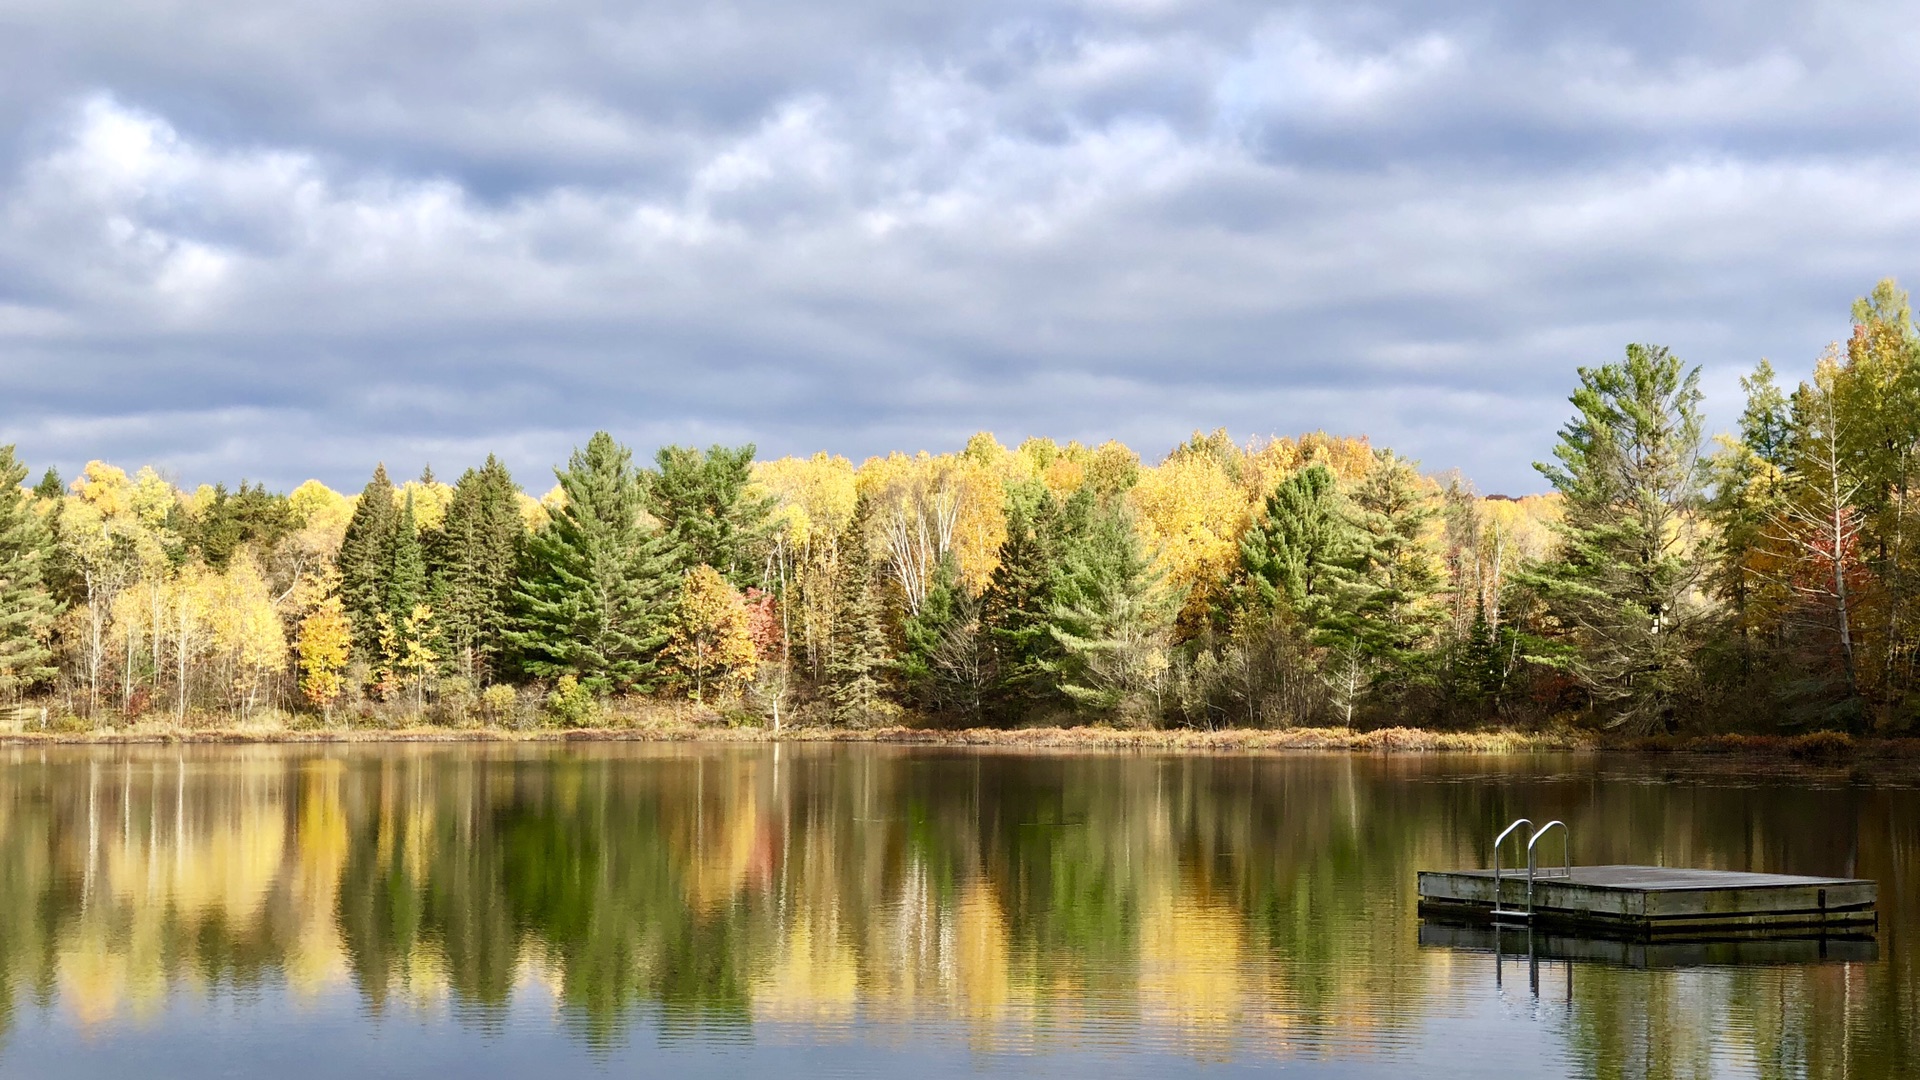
[0, 744, 1912, 1079]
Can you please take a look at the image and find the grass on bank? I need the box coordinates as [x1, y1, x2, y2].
[1, 699, 1914, 760]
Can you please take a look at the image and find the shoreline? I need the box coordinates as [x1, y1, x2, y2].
[0, 722, 1911, 760]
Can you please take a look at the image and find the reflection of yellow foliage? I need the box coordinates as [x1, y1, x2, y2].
[952, 880, 1021, 1020]
[753, 919, 860, 1023]
[684, 791, 760, 911]
[287, 759, 350, 995]
[1138, 881, 1247, 1045]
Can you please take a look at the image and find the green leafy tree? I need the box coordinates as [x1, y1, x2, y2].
[642, 444, 776, 587]
[509, 432, 676, 694]
[1523, 343, 1711, 733]
[0, 447, 61, 694]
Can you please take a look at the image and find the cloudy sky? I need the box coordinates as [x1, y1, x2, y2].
[3, 0, 1918, 495]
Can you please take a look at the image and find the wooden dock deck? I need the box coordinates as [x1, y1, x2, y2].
[1417, 865, 1876, 938]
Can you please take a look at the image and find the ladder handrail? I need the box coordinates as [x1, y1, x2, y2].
[1526, 820, 1570, 917]
[1491, 818, 1532, 912]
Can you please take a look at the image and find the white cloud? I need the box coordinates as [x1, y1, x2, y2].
[2, 2, 1920, 494]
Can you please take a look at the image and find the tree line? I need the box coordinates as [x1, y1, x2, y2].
[3, 278, 1919, 733]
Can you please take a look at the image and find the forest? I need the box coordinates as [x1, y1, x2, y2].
[3, 280, 1919, 736]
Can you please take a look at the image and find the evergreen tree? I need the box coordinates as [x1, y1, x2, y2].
[385, 491, 427, 623]
[32, 469, 61, 501]
[178, 482, 296, 570]
[1348, 450, 1444, 666]
[338, 464, 399, 658]
[642, 444, 776, 587]
[898, 554, 986, 721]
[1708, 360, 1794, 654]
[1523, 343, 1711, 733]
[826, 497, 890, 724]
[1236, 463, 1367, 628]
[0, 447, 61, 694]
[509, 432, 677, 694]
[980, 482, 1067, 716]
[428, 456, 526, 683]
[1046, 500, 1182, 724]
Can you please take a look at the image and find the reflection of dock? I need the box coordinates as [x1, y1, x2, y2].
[1419, 921, 1878, 968]
[1418, 865, 1878, 938]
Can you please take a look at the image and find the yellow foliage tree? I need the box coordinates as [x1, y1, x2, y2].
[298, 596, 352, 715]
[392, 479, 455, 532]
[1131, 447, 1252, 634]
[754, 453, 859, 549]
[207, 552, 287, 717]
[667, 565, 759, 703]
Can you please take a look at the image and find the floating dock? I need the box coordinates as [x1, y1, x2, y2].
[1417, 864, 1877, 939]
[1418, 922, 1878, 968]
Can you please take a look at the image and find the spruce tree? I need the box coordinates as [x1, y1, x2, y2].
[1236, 463, 1367, 627]
[980, 482, 1066, 717]
[0, 447, 61, 694]
[642, 443, 776, 587]
[429, 456, 525, 683]
[826, 497, 890, 724]
[338, 464, 399, 658]
[509, 432, 677, 694]
[385, 491, 427, 623]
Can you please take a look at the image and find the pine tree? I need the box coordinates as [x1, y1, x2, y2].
[1349, 450, 1444, 665]
[1522, 343, 1711, 733]
[0, 446, 61, 694]
[826, 498, 890, 724]
[338, 464, 398, 658]
[643, 443, 776, 587]
[428, 456, 525, 683]
[509, 432, 677, 694]
[1046, 500, 1182, 724]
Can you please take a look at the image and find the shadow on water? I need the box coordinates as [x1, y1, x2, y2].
[0, 743, 1912, 1077]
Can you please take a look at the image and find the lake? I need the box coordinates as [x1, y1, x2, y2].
[0, 743, 1911, 1078]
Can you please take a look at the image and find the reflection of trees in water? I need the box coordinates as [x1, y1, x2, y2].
[0, 747, 1911, 1071]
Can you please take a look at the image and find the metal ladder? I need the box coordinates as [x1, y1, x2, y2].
[1490, 818, 1571, 922]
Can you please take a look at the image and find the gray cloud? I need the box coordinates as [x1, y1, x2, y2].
[3, 0, 1919, 495]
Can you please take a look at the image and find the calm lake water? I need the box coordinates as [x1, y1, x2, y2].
[0, 744, 1912, 1079]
